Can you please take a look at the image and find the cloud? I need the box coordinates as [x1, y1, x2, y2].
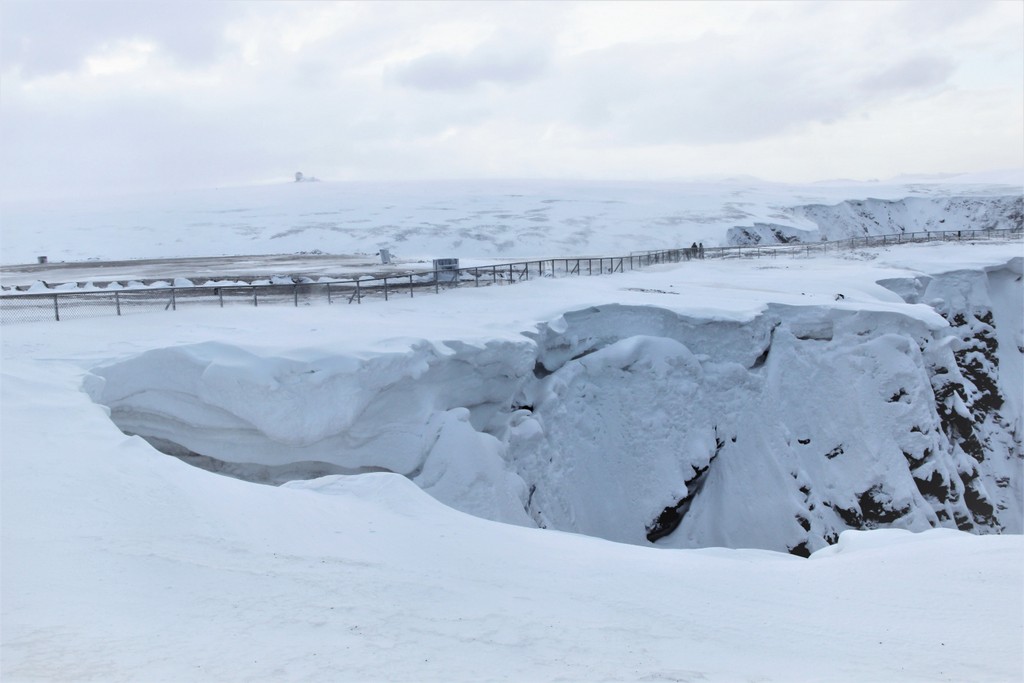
[390, 33, 550, 91]
[860, 55, 954, 93]
[541, 38, 856, 146]
[0, 0, 1020, 201]
[0, 0, 236, 76]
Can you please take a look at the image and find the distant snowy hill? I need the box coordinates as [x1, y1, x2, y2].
[2, 175, 1021, 265]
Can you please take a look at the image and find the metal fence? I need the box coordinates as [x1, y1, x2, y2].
[699, 227, 1022, 260]
[2, 227, 1020, 324]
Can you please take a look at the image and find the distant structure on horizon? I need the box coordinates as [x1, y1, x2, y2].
[294, 172, 319, 183]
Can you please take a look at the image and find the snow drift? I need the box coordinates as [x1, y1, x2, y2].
[86, 255, 1023, 555]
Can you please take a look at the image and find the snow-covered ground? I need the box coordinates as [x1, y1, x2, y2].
[2, 173, 1021, 269]
[2, 235, 1022, 681]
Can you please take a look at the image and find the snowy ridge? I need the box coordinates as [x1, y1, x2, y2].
[87, 254, 1024, 555]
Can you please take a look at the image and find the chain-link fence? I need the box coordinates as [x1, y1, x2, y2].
[2, 228, 1020, 324]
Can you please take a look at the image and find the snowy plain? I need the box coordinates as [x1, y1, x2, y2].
[2, 171, 1022, 271]
[2, 178, 1023, 682]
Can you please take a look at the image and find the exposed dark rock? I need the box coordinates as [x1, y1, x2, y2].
[834, 505, 860, 527]
[825, 444, 844, 460]
[787, 541, 811, 558]
[914, 470, 951, 503]
[646, 448, 721, 543]
[857, 486, 911, 525]
[961, 473, 996, 525]
[954, 512, 972, 531]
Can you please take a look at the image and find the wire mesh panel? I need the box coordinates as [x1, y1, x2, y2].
[216, 285, 259, 307]
[50, 292, 121, 321]
[0, 294, 61, 323]
[115, 289, 177, 316]
[169, 287, 221, 309]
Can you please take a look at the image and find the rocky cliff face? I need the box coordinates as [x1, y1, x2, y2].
[880, 260, 1022, 538]
[509, 260, 1021, 554]
[89, 260, 1023, 554]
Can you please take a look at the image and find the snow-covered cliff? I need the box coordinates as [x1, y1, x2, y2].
[515, 259, 1022, 553]
[728, 195, 1023, 245]
[87, 254, 1023, 554]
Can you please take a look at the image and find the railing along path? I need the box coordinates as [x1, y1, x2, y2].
[1, 227, 1020, 324]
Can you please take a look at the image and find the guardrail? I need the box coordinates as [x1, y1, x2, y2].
[1, 227, 1020, 324]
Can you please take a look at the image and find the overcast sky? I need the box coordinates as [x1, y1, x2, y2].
[1, 0, 1022, 200]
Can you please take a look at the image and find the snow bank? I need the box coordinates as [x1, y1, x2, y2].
[3, 342, 1023, 683]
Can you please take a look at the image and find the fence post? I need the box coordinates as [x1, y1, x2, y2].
[253, 286, 258, 307]
[54, 294, 60, 322]
[356, 279, 362, 304]
[219, 288, 224, 307]
[171, 288, 176, 311]
[115, 291, 121, 316]
[384, 277, 390, 300]
[435, 270, 439, 294]
[409, 274, 414, 298]
[293, 285, 298, 307]
[508, 263, 513, 283]
[525, 262, 529, 280]
[327, 282, 332, 304]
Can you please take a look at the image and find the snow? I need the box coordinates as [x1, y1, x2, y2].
[2, 176, 1021, 269]
[2, 179, 1023, 681]
[2, 351, 1022, 682]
